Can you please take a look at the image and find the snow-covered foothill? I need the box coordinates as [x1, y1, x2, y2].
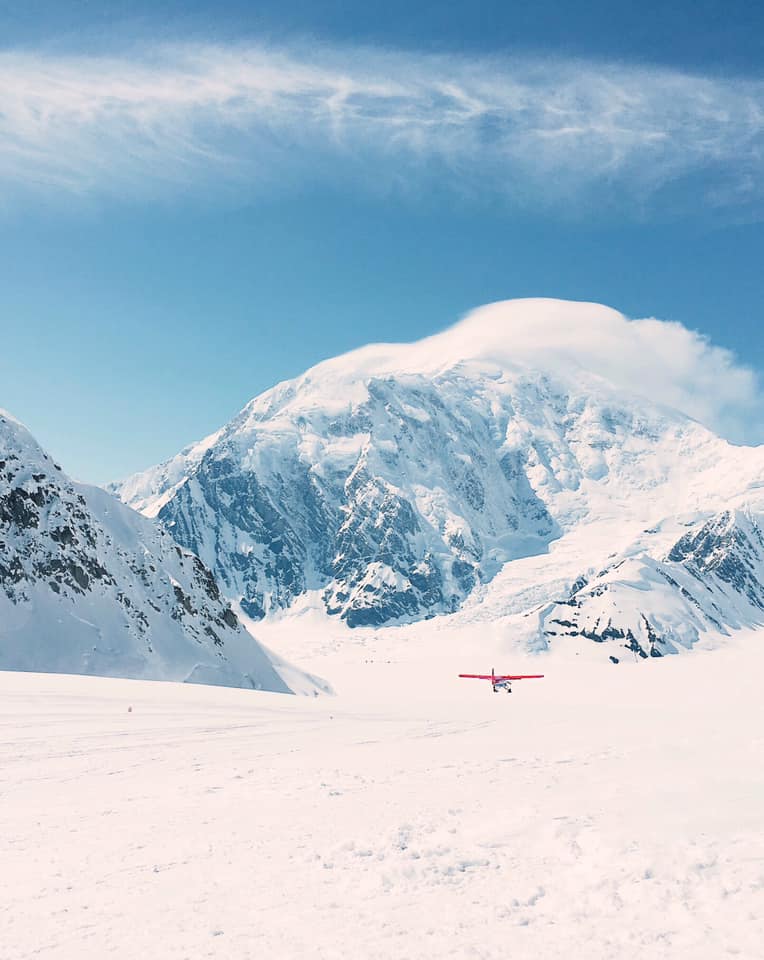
[0, 409, 319, 693]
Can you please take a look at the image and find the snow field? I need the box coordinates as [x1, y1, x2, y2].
[2, 630, 762, 959]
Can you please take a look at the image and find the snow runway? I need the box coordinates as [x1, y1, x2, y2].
[2, 636, 763, 959]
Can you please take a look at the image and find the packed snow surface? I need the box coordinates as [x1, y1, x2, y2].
[3, 626, 762, 960]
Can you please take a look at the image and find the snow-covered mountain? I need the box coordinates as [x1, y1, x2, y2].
[114, 299, 764, 658]
[0, 409, 298, 691]
[527, 508, 764, 659]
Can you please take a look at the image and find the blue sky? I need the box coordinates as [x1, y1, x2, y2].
[1, 0, 764, 482]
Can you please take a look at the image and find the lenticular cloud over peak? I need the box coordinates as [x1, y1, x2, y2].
[311, 298, 762, 444]
[439, 299, 760, 441]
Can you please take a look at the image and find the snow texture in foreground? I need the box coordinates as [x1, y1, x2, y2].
[1, 629, 762, 960]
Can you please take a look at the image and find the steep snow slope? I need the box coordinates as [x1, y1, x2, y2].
[115, 299, 764, 652]
[0, 410, 297, 692]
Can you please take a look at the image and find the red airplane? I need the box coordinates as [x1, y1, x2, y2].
[459, 668, 544, 694]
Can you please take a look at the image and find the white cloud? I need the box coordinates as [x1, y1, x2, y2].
[444, 299, 763, 443]
[312, 299, 761, 443]
[0, 42, 763, 212]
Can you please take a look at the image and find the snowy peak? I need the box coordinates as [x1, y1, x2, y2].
[0, 410, 298, 692]
[113, 299, 764, 642]
[110, 298, 764, 656]
[232, 297, 758, 445]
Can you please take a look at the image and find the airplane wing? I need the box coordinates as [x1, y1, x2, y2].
[458, 673, 544, 680]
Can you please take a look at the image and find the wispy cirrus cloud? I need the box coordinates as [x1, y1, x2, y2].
[1, 42, 763, 214]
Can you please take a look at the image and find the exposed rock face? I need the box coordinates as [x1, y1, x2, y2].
[115, 369, 583, 627]
[0, 411, 291, 691]
[668, 512, 764, 610]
